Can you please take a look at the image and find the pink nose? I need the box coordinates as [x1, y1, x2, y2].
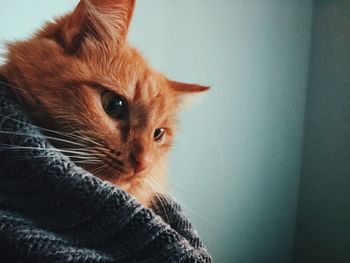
[131, 152, 152, 173]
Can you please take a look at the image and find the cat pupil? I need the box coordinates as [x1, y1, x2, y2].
[107, 99, 122, 112]
[101, 91, 125, 119]
[154, 128, 165, 141]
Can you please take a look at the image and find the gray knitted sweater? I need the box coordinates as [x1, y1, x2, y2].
[0, 79, 211, 263]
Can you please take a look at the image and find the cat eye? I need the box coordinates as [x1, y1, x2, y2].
[154, 128, 165, 141]
[101, 91, 127, 119]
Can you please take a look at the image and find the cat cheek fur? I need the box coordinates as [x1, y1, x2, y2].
[0, 0, 209, 207]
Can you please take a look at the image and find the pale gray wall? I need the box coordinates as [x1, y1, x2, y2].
[0, 1, 314, 262]
[295, 1, 350, 262]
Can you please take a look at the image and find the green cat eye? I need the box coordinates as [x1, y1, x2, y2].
[101, 91, 127, 119]
[154, 128, 165, 141]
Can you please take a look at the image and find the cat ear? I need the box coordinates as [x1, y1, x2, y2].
[169, 80, 210, 94]
[61, 0, 136, 52]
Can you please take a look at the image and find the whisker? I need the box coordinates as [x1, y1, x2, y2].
[0, 104, 16, 114]
[66, 156, 100, 161]
[58, 121, 104, 147]
[13, 155, 99, 162]
[0, 80, 30, 94]
[0, 80, 104, 148]
[89, 164, 108, 176]
[0, 113, 84, 140]
[0, 113, 104, 149]
[148, 176, 216, 227]
[144, 178, 171, 223]
[71, 130, 104, 147]
[0, 144, 99, 157]
[73, 160, 101, 165]
[0, 130, 89, 148]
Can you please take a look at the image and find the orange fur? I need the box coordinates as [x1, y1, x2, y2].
[0, 0, 208, 206]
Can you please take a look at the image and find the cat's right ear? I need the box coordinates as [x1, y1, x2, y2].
[169, 80, 210, 94]
[61, 0, 136, 53]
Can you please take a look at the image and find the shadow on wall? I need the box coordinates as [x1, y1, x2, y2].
[295, 1, 350, 262]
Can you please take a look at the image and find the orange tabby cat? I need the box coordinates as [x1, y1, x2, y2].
[0, 0, 208, 206]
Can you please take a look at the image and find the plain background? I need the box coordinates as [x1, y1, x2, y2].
[0, 1, 348, 262]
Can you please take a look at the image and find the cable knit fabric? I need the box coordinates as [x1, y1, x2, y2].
[0, 79, 211, 263]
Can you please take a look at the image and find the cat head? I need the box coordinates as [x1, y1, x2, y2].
[3, 0, 208, 185]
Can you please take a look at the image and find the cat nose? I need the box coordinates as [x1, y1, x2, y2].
[130, 151, 152, 173]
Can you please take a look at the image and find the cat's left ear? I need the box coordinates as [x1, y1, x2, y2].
[61, 0, 136, 53]
[169, 80, 210, 94]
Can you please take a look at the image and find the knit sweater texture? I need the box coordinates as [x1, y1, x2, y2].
[0, 79, 212, 263]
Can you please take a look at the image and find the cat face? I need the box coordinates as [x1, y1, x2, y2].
[3, 0, 208, 189]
